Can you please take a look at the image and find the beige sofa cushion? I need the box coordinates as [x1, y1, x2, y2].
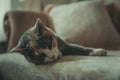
[49, 1, 120, 49]
[1, 51, 120, 80]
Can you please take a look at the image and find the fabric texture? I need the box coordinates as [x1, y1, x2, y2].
[1, 51, 120, 80]
[49, 1, 120, 49]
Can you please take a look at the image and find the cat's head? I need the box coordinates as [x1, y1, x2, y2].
[10, 18, 62, 64]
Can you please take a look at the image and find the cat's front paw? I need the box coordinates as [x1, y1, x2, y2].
[89, 48, 107, 56]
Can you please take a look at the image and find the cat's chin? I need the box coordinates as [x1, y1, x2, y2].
[44, 57, 57, 63]
[25, 55, 58, 65]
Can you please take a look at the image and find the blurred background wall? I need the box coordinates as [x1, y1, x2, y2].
[0, 0, 11, 42]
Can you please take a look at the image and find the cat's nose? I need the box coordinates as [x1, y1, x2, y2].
[50, 55, 60, 60]
[50, 55, 57, 59]
[50, 56, 55, 59]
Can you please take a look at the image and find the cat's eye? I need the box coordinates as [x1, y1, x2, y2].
[35, 34, 41, 39]
[36, 40, 47, 48]
[36, 34, 39, 37]
[36, 35, 56, 49]
[52, 35, 56, 38]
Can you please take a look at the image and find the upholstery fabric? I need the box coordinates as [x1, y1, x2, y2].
[49, 1, 120, 49]
[1, 51, 120, 80]
[40, 0, 79, 10]
[106, 2, 120, 34]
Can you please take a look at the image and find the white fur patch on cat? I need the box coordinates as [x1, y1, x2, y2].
[89, 48, 107, 56]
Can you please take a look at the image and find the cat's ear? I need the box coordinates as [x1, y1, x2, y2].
[10, 47, 22, 52]
[34, 18, 45, 35]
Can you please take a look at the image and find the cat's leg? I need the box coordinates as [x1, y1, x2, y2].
[57, 37, 107, 56]
[61, 44, 107, 56]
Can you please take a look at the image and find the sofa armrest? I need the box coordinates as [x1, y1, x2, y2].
[4, 11, 54, 52]
[0, 42, 7, 53]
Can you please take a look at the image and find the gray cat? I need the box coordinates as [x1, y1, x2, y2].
[0, 18, 107, 80]
[10, 18, 107, 64]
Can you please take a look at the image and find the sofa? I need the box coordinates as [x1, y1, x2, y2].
[1, 0, 120, 80]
